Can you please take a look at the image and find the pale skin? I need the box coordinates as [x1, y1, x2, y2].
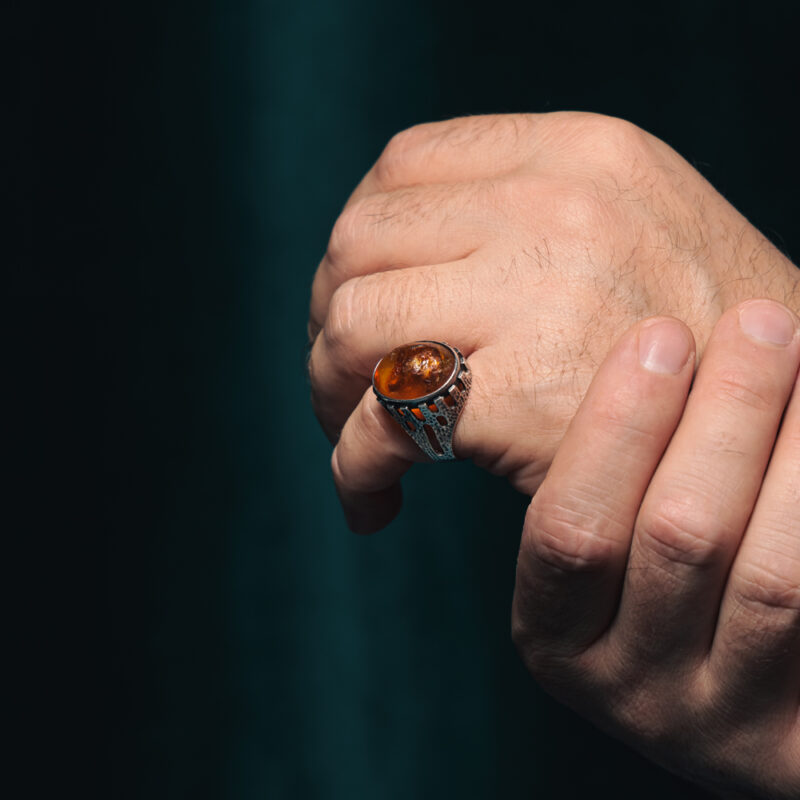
[306, 112, 800, 797]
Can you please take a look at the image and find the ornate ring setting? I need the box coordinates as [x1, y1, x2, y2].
[371, 340, 471, 461]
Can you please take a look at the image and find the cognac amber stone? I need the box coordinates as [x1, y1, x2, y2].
[374, 342, 456, 401]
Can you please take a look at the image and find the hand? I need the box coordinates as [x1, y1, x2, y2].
[307, 112, 800, 532]
[511, 300, 800, 798]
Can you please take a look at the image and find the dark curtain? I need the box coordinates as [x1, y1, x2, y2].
[12, 1, 799, 797]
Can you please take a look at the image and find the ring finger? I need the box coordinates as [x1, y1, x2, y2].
[308, 258, 494, 441]
[332, 345, 513, 534]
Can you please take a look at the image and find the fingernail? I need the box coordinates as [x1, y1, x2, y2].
[638, 319, 692, 374]
[738, 300, 797, 346]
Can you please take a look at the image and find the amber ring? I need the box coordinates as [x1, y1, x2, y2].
[371, 340, 471, 461]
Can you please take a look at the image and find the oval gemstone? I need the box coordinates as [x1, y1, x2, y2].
[374, 342, 456, 401]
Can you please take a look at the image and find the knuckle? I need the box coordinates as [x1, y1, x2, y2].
[505, 173, 613, 238]
[546, 112, 650, 165]
[510, 602, 542, 662]
[330, 446, 348, 488]
[729, 561, 800, 617]
[331, 441, 363, 493]
[510, 624, 565, 680]
[636, 498, 727, 568]
[451, 113, 530, 147]
[578, 114, 649, 162]
[543, 182, 613, 238]
[711, 366, 778, 414]
[722, 564, 800, 669]
[323, 277, 364, 355]
[375, 114, 533, 188]
[523, 489, 621, 573]
[609, 688, 673, 746]
[509, 600, 588, 682]
[326, 200, 370, 274]
[609, 682, 711, 755]
[374, 124, 431, 186]
[330, 408, 381, 493]
[509, 605, 532, 650]
[604, 663, 705, 749]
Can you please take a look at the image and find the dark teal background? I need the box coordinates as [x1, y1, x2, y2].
[11, 1, 799, 797]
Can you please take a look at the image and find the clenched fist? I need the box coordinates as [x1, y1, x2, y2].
[307, 112, 799, 532]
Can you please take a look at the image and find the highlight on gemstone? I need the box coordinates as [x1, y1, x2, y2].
[373, 341, 456, 401]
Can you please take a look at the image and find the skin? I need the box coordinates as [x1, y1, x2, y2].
[307, 113, 800, 795]
[513, 304, 800, 798]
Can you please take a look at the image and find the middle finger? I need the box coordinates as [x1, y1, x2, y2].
[309, 181, 493, 337]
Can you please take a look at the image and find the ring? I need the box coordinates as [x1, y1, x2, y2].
[371, 340, 471, 461]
